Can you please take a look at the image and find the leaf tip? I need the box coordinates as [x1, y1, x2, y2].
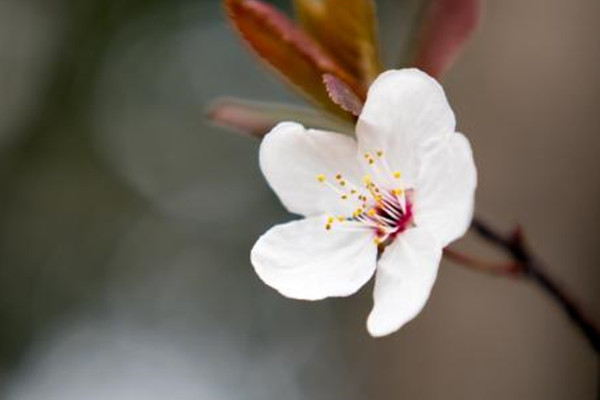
[322, 73, 364, 117]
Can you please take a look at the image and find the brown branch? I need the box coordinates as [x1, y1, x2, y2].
[470, 217, 600, 354]
[443, 248, 521, 276]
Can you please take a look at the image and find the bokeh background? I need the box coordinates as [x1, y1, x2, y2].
[0, 0, 598, 398]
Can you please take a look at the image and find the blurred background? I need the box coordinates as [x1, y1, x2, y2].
[0, 0, 598, 398]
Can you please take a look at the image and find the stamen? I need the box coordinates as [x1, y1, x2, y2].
[355, 214, 384, 230]
[363, 152, 375, 165]
[364, 149, 403, 195]
[316, 163, 412, 240]
[364, 208, 396, 228]
[392, 188, 403, 196]
[379, 199, 401, 219]
[317, 174, 349, 197]
[324, 216, 334, 231]
[365, 179, 385, 206]
[368, 149, 406, 211]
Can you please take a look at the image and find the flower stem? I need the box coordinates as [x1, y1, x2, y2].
[469, 217, 600, 354]
[443, 247, 520, 276]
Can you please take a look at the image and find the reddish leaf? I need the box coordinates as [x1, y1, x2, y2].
[224, 0, 363, 117]
[207, 97, 354, 138]
[413, 0, 480, 77]
[294, 0, 382, 86]
[322, 74, 364, 117]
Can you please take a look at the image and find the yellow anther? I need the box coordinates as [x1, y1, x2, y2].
[337, 217, 345, 222]
[373, 237, 382, 245]
[367, 209, 377, 217]
[393, 171, 402, 179]
[363, 175, 372, 184]
[368, 158, 374, 165]
[350, 189, 357, 195]
[317, 174, 326, 183]
[335, 173, 342, 180]
[376, 150, 384, 158]
[339, 180, 346, 186]
[327, 217, 335, 224]
[392, 188, 403, 196]
[325, 224, 332, 230]
[341, 195, 348, 200]
[363, 153, 370, 159]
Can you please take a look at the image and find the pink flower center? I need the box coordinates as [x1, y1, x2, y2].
[366, 189, 414, 247]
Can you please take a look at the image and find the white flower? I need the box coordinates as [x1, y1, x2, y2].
[250, 69, 477, 337]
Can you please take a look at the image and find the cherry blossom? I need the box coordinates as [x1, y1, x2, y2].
[251, 69, 477, 336]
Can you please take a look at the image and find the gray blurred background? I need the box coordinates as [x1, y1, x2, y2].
[0, 0, 598, 398]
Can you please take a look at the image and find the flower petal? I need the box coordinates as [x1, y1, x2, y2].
[356, 69, 456, 186]
[260, 122, 364, 217]
[367, 227, 442, 337]
[413, 132, 477, 247]
[251, 216, 377, 300]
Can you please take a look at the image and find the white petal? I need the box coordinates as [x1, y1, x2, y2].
[356, 69, 456, 186]
[251, 216, 377, 300]
[260, 122, 364, 217]
[367, 227, 442, 337]
[413, 133, 477, 247]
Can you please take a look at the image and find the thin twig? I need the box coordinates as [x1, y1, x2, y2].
[443, 248, 521, 276]
[470, 217, 600, 354]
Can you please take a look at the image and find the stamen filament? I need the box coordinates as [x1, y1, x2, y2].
[317, 158, 412, 236]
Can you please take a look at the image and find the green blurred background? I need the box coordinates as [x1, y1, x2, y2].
[0, 0, 598, 398]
